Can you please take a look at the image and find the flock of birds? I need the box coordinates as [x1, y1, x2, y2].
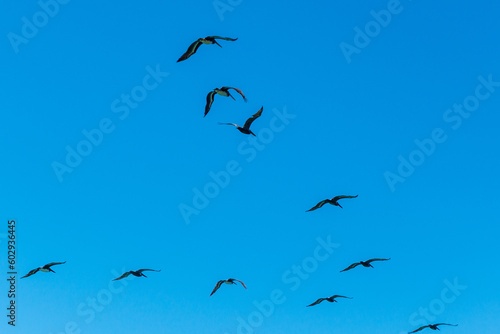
[23, 35, 458, 333]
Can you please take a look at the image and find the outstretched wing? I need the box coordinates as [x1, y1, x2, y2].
[306, 199, 329, 212]
[210, 280, 224, 296]
[21, 268, 40, 279]
[205, 91, 216, 117]
[218, 122, 238, 128]
[137, 269, 161, 273]
[232, 279, 247, 289]
[366, 258, 391, 264]
[221, 87, 247, 102]
[177, 40, 203, 62]
[208, 36, 238, 41]
[243, 107, 263, 130]
[44, 261, 66, 269]
[306, 298, 325, 307]
[434, 324, 458, 328]
[340, 262, 361, 272]
[331, 195, 358, 201]
[112, 272, 131, 281]
[408, 325, 430, 333]
[331, 295, 353, 300]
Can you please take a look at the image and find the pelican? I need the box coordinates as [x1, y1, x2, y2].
[177, 36, 238, 62]
[205, 87, 247, 117]
[210, 278, 247, 296]
[340, 258, 390, 272]
[112, 269, 161, 281]
[409, 323, 458, 333]
[307, 295, 352, 307]
[306, 195, 358, 211]
[21, 261, 66, 278]
[219, 107, 263, 136]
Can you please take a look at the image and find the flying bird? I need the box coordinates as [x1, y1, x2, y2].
[205, 87, 247, 117]
[21, 261, 66, 278]
[340, 258, 390, 272]
[307, 295, 353, 307]
[306, 195, 358, 211]
[210, 278, 247, 296]
[177, 36, 238, 62]
[112, 269, 161, 281]
[219, 107, 263, 136]
[409, 323, 458, 333]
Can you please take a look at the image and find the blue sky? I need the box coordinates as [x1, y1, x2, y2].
[1, 0, 500, 333]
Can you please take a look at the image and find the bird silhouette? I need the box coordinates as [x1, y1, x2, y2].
[112, 269, 161, 281]
[306, 195, 358, 211]
[210, 278, 247, 296]
[177, 36, 238, 62]
[409, 323, 458, 333]
[340, 258, 390, 272]
[205, 87, 247, 117]
[21, 261, 66, 278]
[219, 107, 263, 136]
[307, 295, 353, 307]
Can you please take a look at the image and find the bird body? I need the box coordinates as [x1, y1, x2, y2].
[409, 323, 458, 333]
[177, 36, 237, 62]
[21, 261, 66, 278]
[205, 87, 247, 117]
[340, 258, 390, 272]
[307, 295, 352, 307]
[210, 278, 247, 296]
[112, 269, 161, 281]
[307, 195, 358, 211]
[219, 107, 263, 136]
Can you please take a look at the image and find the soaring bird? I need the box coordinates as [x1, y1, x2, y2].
[409, 323, 458, 333]
[307, 295, 353, 307]
[340, 258, 390, 272]
[21, 261, 66, 278]
[112, 269, 161, 281]
[306, 195, 358, 211]
[177, 36, 238, 62]
[205, 87, 247, 117]
[219, 107, 263, 136]
[210, 278, 247, 296]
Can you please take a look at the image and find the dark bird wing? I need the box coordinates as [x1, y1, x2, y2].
[209, 36, 238, 41]
[366, 258, 391, 264]
[210, 280, 224, 296]
[205, 91, 216, 117]
[232, 279, 247, 289]
[137, 269, 161, 273]
[21, 268, 40, 278]
[307, 298, 326, 307]
[306, 199, 329, 212]
[177, 40, 203, 62]
[112, 272, 131, 281]
[43, 261, 66, 269]
[331, 295, 353, 299]
[434, 324, 458, 328]
[340, 262, 361, 272]
[331, 195, 358, 201]
[221, 87, 247, 102]
[409, 325, 430, 333]
[242, 107, 263, 130]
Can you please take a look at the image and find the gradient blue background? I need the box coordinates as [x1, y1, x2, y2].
[1, 0, 499, 333]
